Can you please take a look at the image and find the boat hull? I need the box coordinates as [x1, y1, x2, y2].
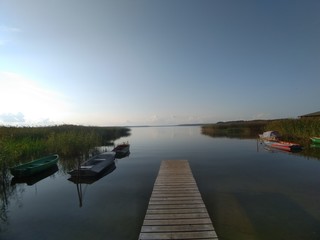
[11, 165, 59, 185]
[310, 137, 320, 144]
[263, 140, 302, 152]
[68, 152, 115, 177]
[112, 143, 130, 158]
[10, 154, 59, 178]
[68, 163, 116, 184]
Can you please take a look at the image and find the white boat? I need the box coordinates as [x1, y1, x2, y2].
[258, 131, 280, 141]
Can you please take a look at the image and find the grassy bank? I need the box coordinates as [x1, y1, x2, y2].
[0, 125, 130, 167]
[201, 120, 270, 139]
[202, 118, 320, 142]
[265, 118, 320, 141]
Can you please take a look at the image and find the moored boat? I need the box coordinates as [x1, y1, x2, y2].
[112, 142, 130, 158]
[68, 152, 115, 178]
[11, 164, 59, 185]
[10, 154, 59, 178]
[263, 140, 302, 152]
[259, 131, 280, 141]
[259, 131, 302, 152]
[310, 137, 320, 144]
[68, 162, 116, 184]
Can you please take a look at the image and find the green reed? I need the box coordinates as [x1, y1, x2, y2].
[0, 125, 130, 167]
[202, 120, 268, 139]
[265, 118, 320, 140]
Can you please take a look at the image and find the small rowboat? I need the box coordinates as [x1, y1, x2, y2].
[68, 152, 115, 178]
[112, 142, 130, 158]
[263, 140, 302, 152]
[10, 154, 59, 178]
[310, 137, 320, 144]
[68, 162, 116, 184]
[259, 131, 302, 152]
[11, 165, 59, 185]
[258, 131, 280, 141]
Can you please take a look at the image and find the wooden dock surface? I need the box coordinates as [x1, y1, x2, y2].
[139, 160, 218, 240]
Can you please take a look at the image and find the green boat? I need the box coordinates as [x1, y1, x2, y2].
[310, 137, 320, 144]
[10, 154, 59, 178]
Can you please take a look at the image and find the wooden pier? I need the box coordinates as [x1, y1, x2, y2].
[139, 160, 218, 240]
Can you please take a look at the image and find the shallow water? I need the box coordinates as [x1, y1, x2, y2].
[1, 126, 320, 240]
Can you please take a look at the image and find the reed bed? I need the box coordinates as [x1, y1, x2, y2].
[265, 118, 320, 140]
[202, 118, 320, 140]
[0, 125, 130, 167]
[202, 120, 269, 139]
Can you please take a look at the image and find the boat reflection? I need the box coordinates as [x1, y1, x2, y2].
[311, 143, 320, 149]
[68, 163, 116, 207]
[260, 144, 303, 156]
[258, 139, 320, 160]
[11, 164, 59, 186]
[115, 151, 130, 159]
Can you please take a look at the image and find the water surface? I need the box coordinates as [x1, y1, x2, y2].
[1, 126, 320, 240]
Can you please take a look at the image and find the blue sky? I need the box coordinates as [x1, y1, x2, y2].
[0, 0, 319, 126]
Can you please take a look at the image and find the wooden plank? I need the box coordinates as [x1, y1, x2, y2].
[141, 224, 214, 232]
[151, 192, 201, 196]
[147, 208, 208, 214]
[149, 199, 205, 205]
[147, 203, 206, 209]
[139, 231, 218, 239]
[145, 213, 210, 219]
[150, 196, 203, 201]
[139, 160, 219, 240]
[142, 218, 213, 226]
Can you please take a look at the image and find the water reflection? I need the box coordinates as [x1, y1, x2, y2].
[204, 127, 320, 161]
[115, 151, 130, 159]
[68, 163, 116, 207]
[1, 126, 320, 240]
[257, 140, 303, 155]
[311, 143, 320, 149]
[11, 164, 58, 186]
[236, 192, 320, 239]
[57, 145, 113, 174]
[0, 169, 11, 233]
[1, 164, 60, 233]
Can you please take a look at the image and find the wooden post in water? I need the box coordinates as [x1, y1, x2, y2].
[139, 160, 219, 240]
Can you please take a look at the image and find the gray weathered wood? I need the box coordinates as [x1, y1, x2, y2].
[138, 160, 219, 240]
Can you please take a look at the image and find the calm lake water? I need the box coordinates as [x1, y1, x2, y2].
[1, 126, 320, 240]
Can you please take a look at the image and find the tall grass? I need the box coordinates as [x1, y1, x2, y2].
[202, 120, 268, 138]
[265, 118, 320, 140]
[0, 125, 130, 167]
[46, 129, 101, 156]
[202, 118, 320, 140]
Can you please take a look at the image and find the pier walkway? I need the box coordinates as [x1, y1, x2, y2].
[139, 160, 218, 240]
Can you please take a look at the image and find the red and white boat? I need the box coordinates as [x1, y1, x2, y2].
[263, 140, 302, 152]
[259, 131, 302, 152]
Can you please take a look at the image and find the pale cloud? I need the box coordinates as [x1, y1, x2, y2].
[0, 112, 25, 124]
[253, 112, 272, 120]
[0, 25, 22, 47]
[144, 114, 208, 126]
[0, 25, 22, 33]
[0, 71, 70, 125]
[149, 114, 161, 123]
